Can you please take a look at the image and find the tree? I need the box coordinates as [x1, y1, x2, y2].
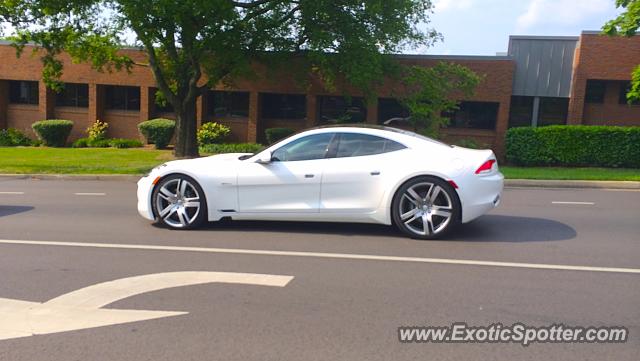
[603, 0, 640, 102]
[399, 62, 481, 137]
[1, 0, 442, 157]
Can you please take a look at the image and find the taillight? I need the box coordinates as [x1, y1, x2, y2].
[475, 159, 496, 174]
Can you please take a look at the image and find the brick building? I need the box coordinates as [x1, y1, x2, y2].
[0, 31, 638, 157]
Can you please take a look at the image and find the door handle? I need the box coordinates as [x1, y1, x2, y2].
[305, 174, 315, 178]
[370, 171, 381, 176]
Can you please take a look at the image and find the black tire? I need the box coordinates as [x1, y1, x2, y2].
[391, 176, 460, 240]
[152, 174, 207, 230]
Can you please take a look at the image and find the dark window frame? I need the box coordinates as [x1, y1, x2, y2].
[105, 85, 141, 111]
[9, 80, 39, 105]
[55, 83, 89, 108]
[585, 80, 606, 104]
[444, 101, 499, 130]
[261, 93, 307, 120]
[207, 91, 250, 118]
[317, 96, 367, 124]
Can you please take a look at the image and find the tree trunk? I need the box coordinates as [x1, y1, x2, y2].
[173, 98, 199, 158]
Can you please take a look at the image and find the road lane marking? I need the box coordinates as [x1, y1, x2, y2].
[0, 271, 293, 341]
[0, 239, 638, 275]
[74, 192, 106, 196]
[551, 201, 595, 205]
[0, 192, 24, 195]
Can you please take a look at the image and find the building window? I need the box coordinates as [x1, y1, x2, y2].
[508, 96, 534, 128]
[9, 80, 39, 105]
[105, 85, 140, 111]
[618, 81, 639, 105]
[585, 80, 606, 104]
[538, 97, 569, 126]
[207, 91, 249, 118]
[261, 93, 306, 119]
[55, 83, 88, 108]
[377, 98, 410, 125]
[444, 101, 498, 130]
[318, 96, 366, 124]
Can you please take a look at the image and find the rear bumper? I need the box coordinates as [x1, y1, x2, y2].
[137, 176, 156, 221]
[459, 172, 504, 223]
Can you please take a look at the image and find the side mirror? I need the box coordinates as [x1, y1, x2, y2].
[256, 151, 272, 164]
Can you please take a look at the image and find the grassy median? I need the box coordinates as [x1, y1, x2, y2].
[1, 147, 639, 180]
[0, 147, 174, 174]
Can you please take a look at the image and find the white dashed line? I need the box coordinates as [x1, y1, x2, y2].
[0, 239, 638, 275]
[74, 193, 106, 196]
[551, 201, 595, 205]
[0, 191, 25, 195]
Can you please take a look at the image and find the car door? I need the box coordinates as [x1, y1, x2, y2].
[320, 133, 407, 213]
[237, 133, 335, 213]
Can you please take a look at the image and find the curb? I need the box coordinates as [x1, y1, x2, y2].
[1, 174, 639, 189]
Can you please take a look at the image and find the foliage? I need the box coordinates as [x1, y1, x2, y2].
[87, 138, 111, 148]
[603, 0, 640, 103]
[399, 62, 481, 137]
[72, 137, 89, 148]
[0, 128, 32, 146]
[200, 143, 264, 155]
[1, 0, 440, 157]
[500, 166, 640, 181]
[138, 119, 176, 150]
[109, 138, 143, 148]
[452, 138, 483, 149]
[505, 126, 640, 168]
[197, 122, 231, 145]
[31, 119, 74, 147]
[86, 119, 109, 141]
[265, 127, 296, 144]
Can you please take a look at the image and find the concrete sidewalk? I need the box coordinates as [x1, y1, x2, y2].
[1, 173, 639, 189]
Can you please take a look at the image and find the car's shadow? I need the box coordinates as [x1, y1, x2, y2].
[190, 214, 576, 243]
[0, 205, 34, 218]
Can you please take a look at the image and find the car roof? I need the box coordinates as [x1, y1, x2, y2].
[304, 124, 451, 148]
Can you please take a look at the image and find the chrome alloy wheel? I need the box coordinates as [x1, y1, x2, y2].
[398, 182, 453, 236]
[155, 178, 202, 228]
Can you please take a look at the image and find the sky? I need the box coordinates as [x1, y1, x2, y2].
[421, 0, 624, 55]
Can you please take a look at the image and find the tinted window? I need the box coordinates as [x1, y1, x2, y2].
[618, 81, 639, 105]
[318, 96, 366, 124]
[272, 133, 334, 162]
[56, 83, 88, 107]
[335, 133, 405, 158]
[444, 101, 498, 130]
[105, 85, 140, 111]
[208, 91, 249, 118]
[585, 80, 606, 104]
[538, 97, 569, 126]
[261, 93, 306, 119]
[9, 80, 39, 105]
[508, 96, 534, 127]
[378, 98, 410, 124]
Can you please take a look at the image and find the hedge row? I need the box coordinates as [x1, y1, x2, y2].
[200, 143, 264, 154]
[506, 125, 640, 168]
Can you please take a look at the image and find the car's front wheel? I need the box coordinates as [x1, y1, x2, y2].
[152, 174, 207, 229]
[392, 176, 460, 240]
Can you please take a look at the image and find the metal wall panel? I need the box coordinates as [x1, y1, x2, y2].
[508, 36, 578, 97]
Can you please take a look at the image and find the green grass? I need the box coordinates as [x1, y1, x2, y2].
[501, 166, 640, 181]
[0, 147, 174, 174]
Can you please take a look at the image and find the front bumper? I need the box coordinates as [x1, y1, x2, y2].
[137, 176, 156, 221]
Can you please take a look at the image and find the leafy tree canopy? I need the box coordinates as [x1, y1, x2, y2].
[603, 0, 640, 102]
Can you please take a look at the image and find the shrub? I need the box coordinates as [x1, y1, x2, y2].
[197, 122, 231, 145]
[72, 138, 90, 148]
[265, 127, 295, 144]
[452, 138, 483, 149]
[87, 119, 109, 141]
[87, 138, 111, 148]
[200, 143, 264, 154]
[109, 138, 144, 148]
[138, 118, 175, 149]
[505, 125, 640, 168]
[0, 128, 32, 146]
[32, 119, 74, 147]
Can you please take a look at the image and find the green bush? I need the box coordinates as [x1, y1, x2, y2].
[265, 127, 295, 144]
[32, 120, 74, 147]
[138, 118, 176, 149]
[0, 128, 32, 146]
[109, 138, 144, 148]
[87, 119, 109, 141]
[72, 137, 90, 148]
[452, 138, 483, 149]
[87, 139, 111, 148]
[197, 122, 231, 145]
[505, 125, 640, 168]
[200, 143, 264, 154]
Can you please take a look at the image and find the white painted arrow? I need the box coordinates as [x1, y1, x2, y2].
[0, 271, 294, 341]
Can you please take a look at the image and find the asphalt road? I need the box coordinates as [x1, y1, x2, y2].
[0, 178, 638, 360]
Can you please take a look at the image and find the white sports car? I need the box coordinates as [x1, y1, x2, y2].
[137, 126, 503, 239]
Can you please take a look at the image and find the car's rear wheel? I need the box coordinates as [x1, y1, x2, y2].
[152, 174, 207, 229]
[392, 176, 460, 240]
